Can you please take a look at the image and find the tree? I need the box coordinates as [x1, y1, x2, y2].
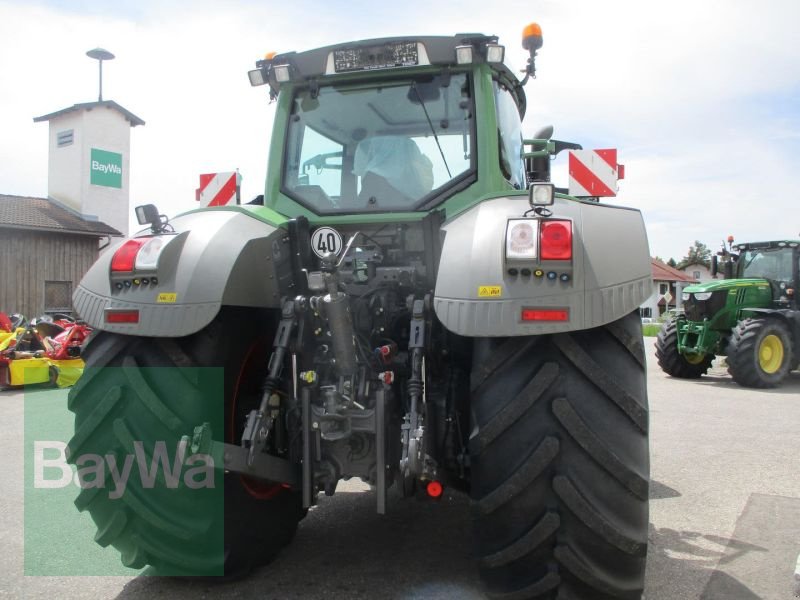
[653, 256, 677, 267]
[679, 241, 711, 269]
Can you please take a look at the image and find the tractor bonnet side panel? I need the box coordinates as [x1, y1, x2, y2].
[433, 196, 651, 335]
[73, 210, 288, 337]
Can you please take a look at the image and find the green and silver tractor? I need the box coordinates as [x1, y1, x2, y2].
[67, 26, 652, 599]
[656, 240, 800, 388]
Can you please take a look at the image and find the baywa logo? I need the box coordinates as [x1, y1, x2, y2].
[90, 147, 123, 188]
[91, 161, 122, 175]
[35, 439, 216, 498]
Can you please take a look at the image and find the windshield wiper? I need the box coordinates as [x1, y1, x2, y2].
[411, 82, 451, 178]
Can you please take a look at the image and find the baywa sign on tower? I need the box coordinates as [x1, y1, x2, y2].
[90, 148, 123, 188]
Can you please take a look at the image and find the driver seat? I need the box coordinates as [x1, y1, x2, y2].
[353, 136, 433, 205]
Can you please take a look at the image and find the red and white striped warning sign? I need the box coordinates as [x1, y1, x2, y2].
[196, 171, 240, 207]
[568, 150, 623, 198]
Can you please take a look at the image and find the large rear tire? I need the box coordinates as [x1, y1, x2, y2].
[655, 318, 714, 378]
[66, 307, 303, 576]
[470, 311, 649, 599]
[727, 317, 792, 388]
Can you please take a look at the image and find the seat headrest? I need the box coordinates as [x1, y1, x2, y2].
[353, 136, 433, 199]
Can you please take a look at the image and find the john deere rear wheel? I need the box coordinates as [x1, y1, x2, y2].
[655, 318, 714, 378]
[66, 307, 303, 576]
[727, 317, 792, 388]
[470, 310, 649, 599]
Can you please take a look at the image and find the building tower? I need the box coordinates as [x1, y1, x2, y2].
[33, 49, 144, 237]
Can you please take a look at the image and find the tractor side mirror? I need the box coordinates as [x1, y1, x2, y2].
[711, 255, 718, 278]
[723, 260, 734, 280]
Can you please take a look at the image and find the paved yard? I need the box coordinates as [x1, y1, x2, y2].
[1, 341, 798, 599]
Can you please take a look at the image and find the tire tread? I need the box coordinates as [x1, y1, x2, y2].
[471, 311, 649, 599]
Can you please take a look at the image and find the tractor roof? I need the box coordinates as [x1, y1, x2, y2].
[257, 34, 527, 117]
[734, 240, 800, 251]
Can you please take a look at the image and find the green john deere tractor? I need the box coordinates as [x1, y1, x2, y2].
[66, 25, 653, 599]
[656, 240, 800, 388]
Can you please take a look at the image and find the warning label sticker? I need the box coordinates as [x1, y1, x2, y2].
[478, 286, 502, 297]
[157, 293, 177, 303]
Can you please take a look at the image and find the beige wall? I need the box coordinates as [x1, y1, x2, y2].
[681, 263, 714, 282]
[46, 112, 83, 214]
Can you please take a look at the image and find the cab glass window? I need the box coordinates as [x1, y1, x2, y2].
[283, 73, 474, 213]
[494, 82, 526, 189]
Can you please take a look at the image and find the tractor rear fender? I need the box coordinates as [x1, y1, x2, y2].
[73, 210, 289, 337]
[434, 195, 652, 335]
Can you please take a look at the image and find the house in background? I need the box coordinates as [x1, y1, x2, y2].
[640, 258, 697, 318]
[679, 260, 715, 282]
[0, 194, 119, 318]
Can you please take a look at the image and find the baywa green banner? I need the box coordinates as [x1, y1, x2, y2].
[90, 148, 123, 189]
[24, 367, 224, 576]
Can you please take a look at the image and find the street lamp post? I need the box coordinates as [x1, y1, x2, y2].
[86, 48, 115, 102]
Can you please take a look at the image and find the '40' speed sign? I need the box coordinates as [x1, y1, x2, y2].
[311, 227, 343, 258]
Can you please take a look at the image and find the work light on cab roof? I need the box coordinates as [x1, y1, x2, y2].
[247, 24, 544, 93]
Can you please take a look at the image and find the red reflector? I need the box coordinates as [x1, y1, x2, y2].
[111, 239, 145, 272]
[105, 310, 140, 324]
[521, 308, 569, 322]
[426, 480, 443, 498]
[540, 220, 572, 260]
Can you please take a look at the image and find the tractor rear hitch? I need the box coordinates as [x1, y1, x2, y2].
[213, 441, 298, 487]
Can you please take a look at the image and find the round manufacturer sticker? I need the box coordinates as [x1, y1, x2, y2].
[311, 227, 343, 258]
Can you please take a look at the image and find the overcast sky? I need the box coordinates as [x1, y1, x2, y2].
[1, 0, 798, 261]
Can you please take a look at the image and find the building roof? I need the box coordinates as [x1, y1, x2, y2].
[0, 194, 121, 237]
[651, 258, 696, 282]
[33, 100, 145, 127]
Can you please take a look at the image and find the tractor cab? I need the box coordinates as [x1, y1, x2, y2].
[733, 241, 799, 307]
[248, 34, 537, 220]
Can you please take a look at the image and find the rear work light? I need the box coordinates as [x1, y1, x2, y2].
[111, 239, 145, 272]
[105, 310, 140, 324]
[521, 308, 569, 322]
[540, 220, 572, 261]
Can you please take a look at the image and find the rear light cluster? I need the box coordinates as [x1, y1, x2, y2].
[504, 218, 573, 324]
[111, 237, 170, 273]
[505, 219, 572, 262]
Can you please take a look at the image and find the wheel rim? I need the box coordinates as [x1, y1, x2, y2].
[758, 334, 784, 374]
[684, 353, 706, 365]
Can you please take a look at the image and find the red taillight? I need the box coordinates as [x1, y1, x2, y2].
[426, 480, 443, 498]
[105, 310, 140, 324]
[521, 308, 569, 322]
[111, 239, 146, 272]
[540, 220, 572, 261]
